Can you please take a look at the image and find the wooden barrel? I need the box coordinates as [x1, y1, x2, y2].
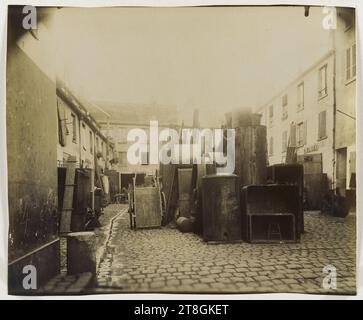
[201, 174, 241, 241]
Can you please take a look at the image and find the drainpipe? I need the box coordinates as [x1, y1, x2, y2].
[332, 34, 337, 193]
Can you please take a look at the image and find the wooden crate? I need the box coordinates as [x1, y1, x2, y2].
[248, 213, 296, 243]
[241, 185, 299, 242]
[133, 186, 162, 229]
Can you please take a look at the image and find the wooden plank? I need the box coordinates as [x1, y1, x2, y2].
[134, 186, 162, 228]
[60, 156, 77, 233]
[178, 168, 193, 218]
[160, 163, 177, 223]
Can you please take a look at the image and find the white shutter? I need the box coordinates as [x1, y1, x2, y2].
[303, 121, 307, 146]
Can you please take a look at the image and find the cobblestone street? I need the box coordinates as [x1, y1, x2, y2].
[95, 204, 356, 295]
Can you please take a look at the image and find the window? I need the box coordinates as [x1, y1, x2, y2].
[82, 123, 87, 150]
[318, 64, 328, 98]
[141, 151, 149, 165]
[297, 82, 304, 111]
[119, 128, 128, 143]
[71, 113, 77, 143]
[290, 123, 296, 147]
[346, 43, 356, 82]
[118, 151, 127, 165]
[269, 136, 274, 156]
[344, 13, 355, 31]
[57, 102, 66, 147]
[297, 121, 307, 147]
[89, 131, 93, 154]
[282, 131, 288, 152]
[318, 110, 327, 140]
[282, 95, 288, 120]
[101, 141, 104, 155]
[95, 137, 99, 153]
[269, 105, 274, 126]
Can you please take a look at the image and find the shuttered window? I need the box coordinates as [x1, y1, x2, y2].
[290, 123, 296, 147]
[297, 82, 304, 111]
[141, 151, 149, 165]
[282, 131, 287, 152]
[346, 47, 351, 80]
[282, 95, 288, 120]
[89, 131, 93, 154]
[269, 105, 273, 127]
[57, 101, 67, 147]
[118, 152, 127, 165]
[297, 121, 307, 147]
[352, 43, 356, 78]
[82, 123, 87, 150]
[346, 43, 356, 82]
[71, 113, 77, 143]
[318, 65, 328, 98]
[269, 136, 274, 156]
[318, 110, 327, 140]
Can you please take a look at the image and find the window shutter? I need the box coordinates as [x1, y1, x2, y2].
[352, 44, 356, 77]
[290, 123, 296, 147]
[303, 121, 307, 145]
[269, 105, 273, 117]
[57, 101, 67, 147]
[346, 47, 351, 80]
[141, 151, 148, 165]
[318, 111, 326, 139]
[322, 111, 326, 138]
[318, 112, 322, 139]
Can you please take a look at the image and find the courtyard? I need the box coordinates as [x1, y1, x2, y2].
[93, 204, 356, 295]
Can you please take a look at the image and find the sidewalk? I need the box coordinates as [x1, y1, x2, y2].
[40, 204, 125, 295]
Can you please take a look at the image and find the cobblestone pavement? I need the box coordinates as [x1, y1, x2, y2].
[95, 204, 356, 295]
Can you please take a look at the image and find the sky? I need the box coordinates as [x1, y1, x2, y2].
[54, 6, 333, 126]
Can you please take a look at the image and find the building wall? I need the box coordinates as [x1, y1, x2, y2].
[56, 95, 81, 166]
[79, 119, 96, 169]
[334, 9, 356, 190]
[104, 124, 162, 175]
[7, 7, 59, 287]
[57, 94, 111, 172]
[259, 52, 335, 187]
[102, 123, 181, 174]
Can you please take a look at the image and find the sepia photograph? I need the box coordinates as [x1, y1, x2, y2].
[5, 3, 357, 296]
